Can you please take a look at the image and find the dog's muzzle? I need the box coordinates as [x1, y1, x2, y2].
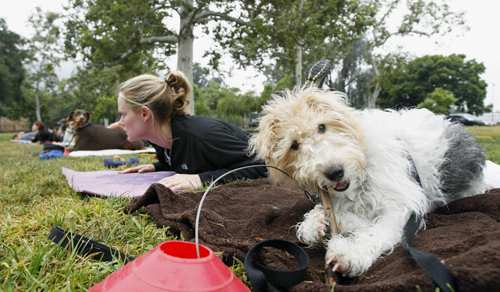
[324, 165, 350, 192]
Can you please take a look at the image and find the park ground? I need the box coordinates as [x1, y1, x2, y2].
[0, 126, 498, 290]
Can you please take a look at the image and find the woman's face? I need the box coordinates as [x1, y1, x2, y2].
[32, 123, 38, 132]
[117, 95, 147, 142]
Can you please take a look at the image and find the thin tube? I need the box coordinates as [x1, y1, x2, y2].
[195, 165, 295, 258]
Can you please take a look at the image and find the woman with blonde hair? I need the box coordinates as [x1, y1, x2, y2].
[116, 71, 267, 191]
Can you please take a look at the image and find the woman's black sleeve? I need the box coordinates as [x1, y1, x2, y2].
[197, 126, 267, 185]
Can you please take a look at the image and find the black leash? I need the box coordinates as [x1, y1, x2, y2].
[402, 214, 457, 292]
[243, 239, 309, 292]
[406, 155, 457, 292]
[48, 226, 135, 264]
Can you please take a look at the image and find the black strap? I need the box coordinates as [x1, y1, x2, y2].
[244, 239, 310, 292]
[48, 226, 135, 264]
[405, 155, 457, 292]
[402, 214, 457, 292]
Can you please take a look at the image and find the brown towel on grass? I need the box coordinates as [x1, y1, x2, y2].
[124, 180, 500, 292]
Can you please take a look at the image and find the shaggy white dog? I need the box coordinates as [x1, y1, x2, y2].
[249, 87, 486, 277]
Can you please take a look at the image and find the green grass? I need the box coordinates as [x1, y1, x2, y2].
[0, 140, 177, 291]
[466, 126, 500, 164]
[0, 126, 498, 291]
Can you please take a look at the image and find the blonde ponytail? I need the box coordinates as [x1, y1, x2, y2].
[118, 71, 192, 127]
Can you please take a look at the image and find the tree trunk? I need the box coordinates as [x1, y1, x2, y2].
[35, 80, 42, 122]
[366, 49, 380, 109]
[295, 43, 303, 87]
[177, 1, 195, 115]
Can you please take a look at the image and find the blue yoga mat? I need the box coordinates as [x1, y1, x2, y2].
[62, 167, 176, 198]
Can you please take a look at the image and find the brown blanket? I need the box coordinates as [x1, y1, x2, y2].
[124, 179, 500, 292]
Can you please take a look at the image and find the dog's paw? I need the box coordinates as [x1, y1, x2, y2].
[296, 205, 328, 245]
[325, 236, 376, 278]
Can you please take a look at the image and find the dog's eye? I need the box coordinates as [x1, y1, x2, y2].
[291, 140, 300, 150]
[318, 124, 326, 133]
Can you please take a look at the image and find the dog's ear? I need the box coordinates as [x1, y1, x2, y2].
[304, 90, 346, 113]
[85, 111, 92, 123]
[67, 110, 75, 121]
[248, 117, 281, 162]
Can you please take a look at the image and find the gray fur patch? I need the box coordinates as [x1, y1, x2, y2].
[439, 123, 486, 200]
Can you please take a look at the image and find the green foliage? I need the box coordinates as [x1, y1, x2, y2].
[193, 63, 211, 89]
[194, 85, 211, 116]
[24, 7, 64, 122]
[218, 0, 375, 84]
[377, 54, 487, 115]
[0, 18, 26, 117]
[335, 0, 468, 108]
[418, 88, 458, 114]
[217, 94, 246, 117]
[274, 74, 294, 92]
[258, 83, 274, 110]
[93, 94, 119, 124]
[201, 82, 230, 113]
[65, 0, 170, 76]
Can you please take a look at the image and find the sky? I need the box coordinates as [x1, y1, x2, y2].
[1, 0, 499, 113]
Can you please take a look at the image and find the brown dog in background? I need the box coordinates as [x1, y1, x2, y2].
[66, 109, 144, 152]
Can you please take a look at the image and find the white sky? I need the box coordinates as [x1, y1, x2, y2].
[1, 0, 499, 112]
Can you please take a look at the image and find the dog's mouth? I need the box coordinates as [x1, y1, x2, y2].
[333, 180, 350, 192]
[73, 120, 86, 128]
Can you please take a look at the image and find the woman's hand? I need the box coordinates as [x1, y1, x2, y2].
[118, 164, 156, 174]
[157, 174, 202, 192]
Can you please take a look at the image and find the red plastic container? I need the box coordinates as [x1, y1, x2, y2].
[88, 241, 250, 292]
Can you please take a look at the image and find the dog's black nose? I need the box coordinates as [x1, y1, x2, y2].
[325, 166, 344, 182]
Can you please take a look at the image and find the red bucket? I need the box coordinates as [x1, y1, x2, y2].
[88, 241, 250, 292]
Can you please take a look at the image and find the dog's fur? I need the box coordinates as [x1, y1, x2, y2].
[62, 120, 76, 145]
[249, 88, 486, 277]
[66, 109, 144, 152]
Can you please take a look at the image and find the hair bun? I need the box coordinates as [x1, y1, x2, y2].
[165, 78, 175, 86]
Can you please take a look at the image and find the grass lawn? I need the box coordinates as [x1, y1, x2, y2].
[465, 126, 500, 164]
[0, 126, 498, 291]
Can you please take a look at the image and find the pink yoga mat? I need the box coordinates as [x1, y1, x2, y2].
[62, 167, 176, 198]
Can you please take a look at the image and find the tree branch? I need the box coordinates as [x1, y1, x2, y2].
[87, 48, 138, 68]
[140, 34, 178, 44]
[193, 11, 253, 26]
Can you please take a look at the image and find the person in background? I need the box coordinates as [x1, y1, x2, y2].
[116, 71, 267, 191]
[31, 121, 62, 144]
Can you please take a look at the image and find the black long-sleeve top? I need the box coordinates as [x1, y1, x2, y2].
[32, 129, 62, 143]
[151, 115, 267, 185]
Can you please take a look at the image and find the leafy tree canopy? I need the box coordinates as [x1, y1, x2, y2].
[0, 18, 26, 117]
[417, 87, 458, 115]
[377, 54, 487, 115]
[335, 0, 468, 108]
[217, 0, 375, 86]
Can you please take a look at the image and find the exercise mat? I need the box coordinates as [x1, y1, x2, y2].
[62, 167, 175, 198]
[67, 148, 156, 157]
